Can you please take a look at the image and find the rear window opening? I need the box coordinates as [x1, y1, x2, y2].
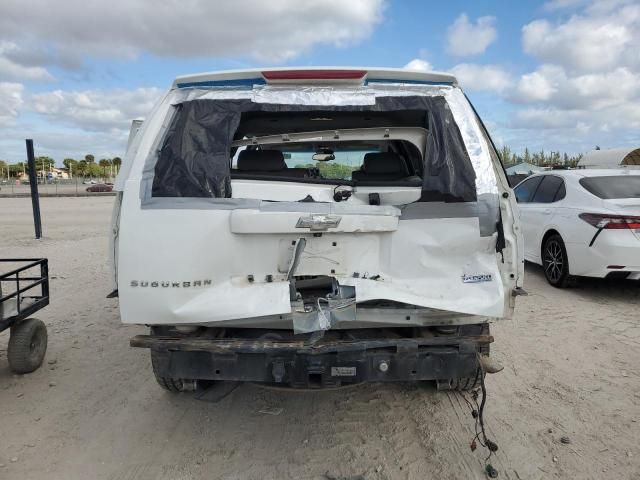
[230, 128, 425, 186]
[580, 176, 640, 199]
[150, 96, 479, 202]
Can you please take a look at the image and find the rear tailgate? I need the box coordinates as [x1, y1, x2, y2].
[118, 199, 506, 327]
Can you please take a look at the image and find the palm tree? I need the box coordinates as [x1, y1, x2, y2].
[112, 157, 122, 175]
[99, 159, 111, 178]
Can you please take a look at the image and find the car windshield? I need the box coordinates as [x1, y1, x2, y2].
[579, 175, 640, 199]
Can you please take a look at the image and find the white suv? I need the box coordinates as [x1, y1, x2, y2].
[110, 67, 522, 391]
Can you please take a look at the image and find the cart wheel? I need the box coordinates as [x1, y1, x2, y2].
[8, 318, 48, 374]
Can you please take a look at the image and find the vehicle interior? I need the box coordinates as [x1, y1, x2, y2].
[229, 111, 428, 186]
[230, 142, 423, 186]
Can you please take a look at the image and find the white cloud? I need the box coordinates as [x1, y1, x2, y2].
[543, 0, 588, 11]
[446, 14, 497, 57]
[403, 59, 433, 72]
[507, 0, 640, 149]
[0, 0, 384, 64]
[514, 67, 559, 102]
[510, 65, 640, 131]
[451, 64, 512, 93]
[0, 42, 53, 81]
[0, 86, 163, 161]
[511, 108, 584, 129]
[586, 0, 638, 15]
[30, 87, 162, 131]
[0, 123, 133, 162]
[0, 82, 23, 126]
[511, 61, 640, 107]
[512, 104, 640, 132]
[522, 4, 639, 73]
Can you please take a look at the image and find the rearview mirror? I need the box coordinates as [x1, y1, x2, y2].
[312, 149, 335, 162]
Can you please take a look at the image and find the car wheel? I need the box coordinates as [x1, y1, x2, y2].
[435, 323, 489, 392]
[436, 367, 484, 391]
[542, 234, 571, 288]
[150, 350, 196, 392]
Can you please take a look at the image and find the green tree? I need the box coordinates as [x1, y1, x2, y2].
[84, 154, 95, 163]
[63, 158, 78, 178]
[35, 156, 55, 173]
[87, 162, 101, 177]
[499, 145, 513, 167]
[77, 160, 88, 176]
[523, 148, 531, 164]
[294, 162, 356, 180]
[112, 157, 122, 174]
[0, 160, 8, 179]
[98, 158, 111, 177]
[9, 162, 26, 178]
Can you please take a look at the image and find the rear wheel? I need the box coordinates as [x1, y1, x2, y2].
[436, 324, 489, 391]
[542, 234, 571, 287]
[150, 350, 196, 392]
[8, 318, 48, 374]
[437, 368, 484, 391]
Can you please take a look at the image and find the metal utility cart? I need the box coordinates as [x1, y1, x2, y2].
[0, 259, 49, 374]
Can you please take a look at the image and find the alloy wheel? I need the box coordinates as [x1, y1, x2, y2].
[543, 238, 565, 284]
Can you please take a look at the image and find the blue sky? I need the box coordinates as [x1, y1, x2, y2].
[0, 0, 638, 165]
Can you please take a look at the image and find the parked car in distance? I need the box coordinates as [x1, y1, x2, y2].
[86, 183, 113, 192]
[83, 179, 98, 185]
[514, 169, 640, 287]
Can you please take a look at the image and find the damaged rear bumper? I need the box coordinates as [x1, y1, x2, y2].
[132, 327, 491, 388]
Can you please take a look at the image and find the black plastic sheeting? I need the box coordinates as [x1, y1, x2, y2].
[152, 96, 477, 201]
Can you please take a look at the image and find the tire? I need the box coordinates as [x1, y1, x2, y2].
[437, 367, 484, 391]
[8, 318, 48, 374]
[542, 234, 571, 288]
[150, 350, 195, 393]
[436, 324, 489, 391]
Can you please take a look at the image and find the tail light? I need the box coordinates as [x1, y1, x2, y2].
[262, 70, 367, 82]
[579, 213, 640, 229]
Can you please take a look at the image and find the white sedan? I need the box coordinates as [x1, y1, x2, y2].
[514, 169, 640, 287]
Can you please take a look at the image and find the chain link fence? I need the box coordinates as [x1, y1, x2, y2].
[0, 176, 117, 196]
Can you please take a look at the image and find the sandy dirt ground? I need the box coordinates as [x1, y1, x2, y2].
[0, 196, 638, 480]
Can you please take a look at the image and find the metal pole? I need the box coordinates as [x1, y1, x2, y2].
[25, 139, 42, 239]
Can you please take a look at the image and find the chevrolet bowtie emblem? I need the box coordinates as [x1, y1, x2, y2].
[295, 215, 342, 231]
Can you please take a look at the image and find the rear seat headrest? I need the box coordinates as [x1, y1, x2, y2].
[362, 152, 406, 175]
[237, 149, 286, 171]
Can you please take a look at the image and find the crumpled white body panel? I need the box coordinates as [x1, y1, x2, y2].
[118, 204, 506, 326]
